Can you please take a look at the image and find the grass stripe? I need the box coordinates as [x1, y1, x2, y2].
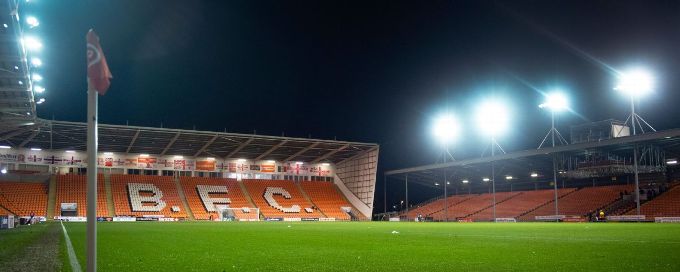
[60, 221, 82, 272]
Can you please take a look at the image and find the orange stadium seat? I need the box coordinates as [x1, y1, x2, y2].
[110, 174, 187, 218]
[0, 182, 48, 217]
[629, 185, 680, 217]
[407, 195, 473, 219]
[243, 179, 323, 219]
[433, 191, 520, 220]
[300, 181, 351, 220]
[521, 184, 633, 220]
[179, 176, 257, 220]
[54, 174, 108, 217]
[467, 188, 576, 221]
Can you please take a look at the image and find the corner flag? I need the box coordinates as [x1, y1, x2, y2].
[86, 29, 112, 95]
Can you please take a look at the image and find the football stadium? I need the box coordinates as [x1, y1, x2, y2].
[2, 1, 680, 271]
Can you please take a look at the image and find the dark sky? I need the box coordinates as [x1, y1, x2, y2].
[30, 1, 680, 210]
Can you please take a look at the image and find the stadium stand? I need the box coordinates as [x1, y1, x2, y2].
[437, 192, 520, 220]
[111, 174, 187, 218]
[407, 195, 473, 219]
[520, 184, 633, 220]
[179, 177, 257, 220]
[243, 179, 324, 219]
[54, 174, 109, 217]
[467, 188, 576, 221]
[300, 181, 352, 220]
[0, 182, 48, 216]
[629, 185, 680, 217]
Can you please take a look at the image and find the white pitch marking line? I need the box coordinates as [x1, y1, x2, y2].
[60, 221, 83, 272]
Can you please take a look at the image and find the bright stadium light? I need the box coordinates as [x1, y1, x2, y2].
[530, 172, 538, 178]
[667, 159, 678, 165]
[434, 182, 439, 186]
[30, 147, 41, 151]
[482, 177, 490, 182]
[237, 158, 246, 162]
[462, 179, 469, 184]
[34, 85, 45, 93]
[31, 57, 42, 67]
[321, 162, 330, 166]
[65, 150, 75, 153]
[1, 169, 6, 174]
[207, 157, 216, 161]
[26, 16, 39, 28]
[103, 152, 113, 155]
[432, 113, 460, 145]
[23, 36, 42, 51]
[0, 145, 11, 149]
[32, 73, 42, 82]
[139, 154, 149, 157]
[36, 98, 45, 104]
[505, 176, 513, 180]
[475, 99, 510, 137]
[539, 92, 568, 112]
[173, 155, 183, 159]
[295, 161, 304, 165]
[615, 68, 654, 98]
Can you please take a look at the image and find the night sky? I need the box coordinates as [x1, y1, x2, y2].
[30, 1, 680, 210]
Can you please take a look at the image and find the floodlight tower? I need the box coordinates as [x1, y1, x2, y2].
[615, 68, 655, 216]
[476, 99, 509, 222]
[538, 92, 569, 217]
[432, 113, 460, 221]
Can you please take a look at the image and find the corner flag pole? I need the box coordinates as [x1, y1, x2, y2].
[86, 29, 112, 272]
[86, 80, 98, 272]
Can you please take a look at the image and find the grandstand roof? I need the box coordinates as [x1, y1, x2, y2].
[0, 119, 378, 163]
[385, 128, 680, 187]
[0, 2, 36, 127]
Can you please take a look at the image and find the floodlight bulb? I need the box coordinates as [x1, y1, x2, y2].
[615, 68, 654, 97]
[482, 177, 490, 182]
[539, 92, 568, 111]
[530, 173, 538, 178]
[667, 160, 678, 165]
[432, 114, 460, 144]
[475, 99, 510, 136]
[31, 57, 42, 67]
[462, 179, 469, 184]
[26, 16, 39, 28]
[34, 86, 45, 93]
[505, 176, 513, 180]
[23, 36, 42, 50]
[32, 73, 42, 81]
[1, 169, 6, 174]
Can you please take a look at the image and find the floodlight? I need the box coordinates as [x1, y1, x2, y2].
[432, 113, 460, 144]
[446, 181, 450, 185]
[667, 159, 678, 165]
[103, 152, 113, 155]
[32, 73, 42, 81]
[34, 85, 45, 93]
[482, 177, 490, 182]
[615, 68, 654, 97]
[530, 173, 538, 178]
[3, 24, 7, 28]
[295, 161, 304, 165]
[207, 157, 216, 161]
[26, 16, 39, 28]
[475, 99, 510, 136]
[237, 158, 246, 162]
[505, 176, 513, 180]
[174, 155, 183, 159]
[1, 169, 6, 174]
[23, 36, 42, 50]
[31, 147, 41, 151]
[462, 179, 469, 184]
[539, 92, 568, 112]
[30, 57, 42, 67]
[65, 150, 75, 153]
[434, 182, 439, 186]
[139, 154, 149, 157]
[0, 145, 11, 149]
[321, 162, 330, 166]
[36, 98, 45, 104]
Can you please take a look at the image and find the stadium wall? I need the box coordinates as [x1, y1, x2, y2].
[334, 147, 379, 218]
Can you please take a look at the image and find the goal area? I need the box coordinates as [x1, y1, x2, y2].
[215, 206, 260, 221]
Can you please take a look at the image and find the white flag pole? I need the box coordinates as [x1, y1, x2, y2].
[86, 80, 98, 272]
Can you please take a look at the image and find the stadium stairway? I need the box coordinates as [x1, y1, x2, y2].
[104, 174, 115, 217]
[295, 181, 329, 218]
[462, 192, 521, 220]
[516, 188, 578, 219]
[333, 183, 368, 220]
[46, 175, 57, 219]
[174, 176, 195, 220]
[237, 181, 260, 218]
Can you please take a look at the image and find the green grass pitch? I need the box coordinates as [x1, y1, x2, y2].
[60, 222, 680, 271]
